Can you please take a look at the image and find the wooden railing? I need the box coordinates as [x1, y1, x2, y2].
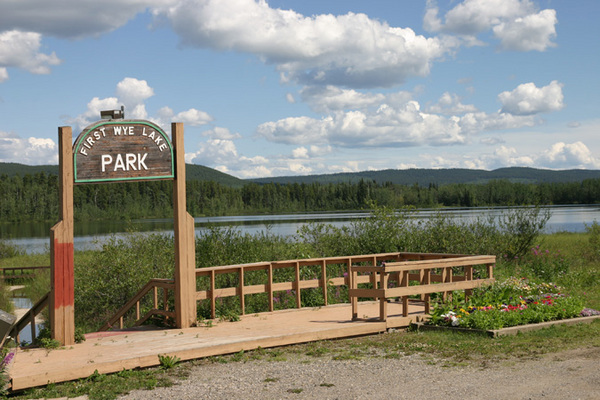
[9, 292, 49, 345]
[194, 252, 483, 319]
[0, 266, 49, 280]
[99, 279, 175, 331]
[100, 252, 495, 330]
[349, 254, 496, 321]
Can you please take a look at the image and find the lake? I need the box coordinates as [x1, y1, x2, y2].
[2, 205, 599, 254]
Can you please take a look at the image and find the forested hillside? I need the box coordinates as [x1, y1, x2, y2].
[2, 167, 600, 223]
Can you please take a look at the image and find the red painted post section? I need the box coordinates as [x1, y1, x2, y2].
[50, 127, 75, 346]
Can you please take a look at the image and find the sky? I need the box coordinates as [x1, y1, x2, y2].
[0, 0, 599, 179]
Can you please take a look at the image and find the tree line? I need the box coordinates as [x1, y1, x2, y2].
[2, 171, 600, 223]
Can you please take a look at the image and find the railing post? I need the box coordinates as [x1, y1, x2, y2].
[295, 262, 301, 308]
[379, 269, 388, 321]
[402, 271, 409, 317]
[487, 263, 494, 279]
[423, 268, 431, 314]
[321, 260, 328, 306]
[268, 263, 274, 312]
[210, 270, 216, 319]
[239, 267, 245, 315]
[465, 265, 473, 300]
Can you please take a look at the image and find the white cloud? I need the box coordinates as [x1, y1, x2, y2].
[0, 30, 61, 79]
[173, 108, 214, 126]
[424, 0, 557, 51]
[202, 126, 241, 140]
[435, 0, 535, 35]
[68, 78, 213, 131]
[156, 0, 453, 88]
[301, 86, 390, 113]
[538, 142, 600, 169]
[187, 138, 238, 165]
[292, 147, 309, 159]
[492, 9, 557, 51]
[258, 95, 544, 149]
[0, 131, 57, 164]
[426, 141, 600, 171]
[480, 137, 505, 146]
[498, 81, 564, 115]
[426, 92, 477, 114]
[69, 96, 122, 131]
[157, 106, 213, 127]
[458, 111, 536, 134]
[0, 0, 173, 39]
[116, 77, 154, 118]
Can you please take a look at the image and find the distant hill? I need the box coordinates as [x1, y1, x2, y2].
[251, 167, 600, 186]
[0, 163, 59, 176]
[2, 162, 600, 187]
[0, 162, 246, 188]
[185, 164, 245, 187]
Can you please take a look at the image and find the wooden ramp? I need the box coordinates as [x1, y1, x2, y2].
[9, 301, 424, 391]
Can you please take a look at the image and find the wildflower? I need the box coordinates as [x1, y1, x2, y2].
[0, 352, 14, 370]
[581, 308, 600, 317]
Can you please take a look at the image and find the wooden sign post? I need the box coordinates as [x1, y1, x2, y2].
[51, 119, 196, 345]
[50, 127, 75, 345]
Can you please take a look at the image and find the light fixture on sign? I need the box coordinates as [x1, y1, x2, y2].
[100, 106, 125, 120]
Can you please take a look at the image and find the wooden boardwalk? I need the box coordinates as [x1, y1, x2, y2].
[9, 301, 425, 391]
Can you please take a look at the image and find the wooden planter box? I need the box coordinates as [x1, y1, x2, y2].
[410, 314, 600, 338]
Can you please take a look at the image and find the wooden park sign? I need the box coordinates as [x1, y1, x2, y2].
[51, 117, 196, 345]
[73, 120, 174, 184]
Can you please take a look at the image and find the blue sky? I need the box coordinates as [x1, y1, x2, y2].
[1, 0, 599, 179]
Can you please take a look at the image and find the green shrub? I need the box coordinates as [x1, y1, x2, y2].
[74, 233, 175, 331]
[586, 221, 600, 260]
[0, 240, 22, 259]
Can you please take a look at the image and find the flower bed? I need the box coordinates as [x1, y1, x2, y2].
[427, 277, 599, 331]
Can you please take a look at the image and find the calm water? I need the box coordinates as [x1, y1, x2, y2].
[1, 205, 599, 254]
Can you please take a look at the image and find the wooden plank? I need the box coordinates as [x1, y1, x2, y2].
[384, 278, 494, 298]
[348, 288, 385, 298]
[383, 256, 496, 272]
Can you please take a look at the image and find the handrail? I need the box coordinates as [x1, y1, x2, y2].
[9, 292, 49, 345]
[100, 252, 495, 331]
[99, 278, 175, 331]
[349, 254, 496, 321]
[0, 266, 49, 280]
[194, 252, 479, 319]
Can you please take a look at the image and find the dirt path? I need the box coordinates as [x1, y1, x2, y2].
[119, 347, 600, 400]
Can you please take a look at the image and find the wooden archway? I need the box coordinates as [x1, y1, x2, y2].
[51, 122, 195, 345]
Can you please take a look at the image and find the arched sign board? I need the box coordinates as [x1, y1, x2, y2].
[73, 120, 174, 184]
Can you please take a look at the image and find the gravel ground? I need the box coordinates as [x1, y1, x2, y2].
[119, 347, 600, 400]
